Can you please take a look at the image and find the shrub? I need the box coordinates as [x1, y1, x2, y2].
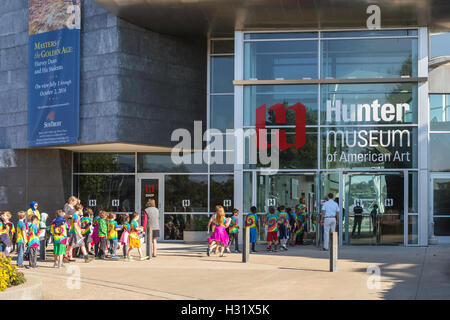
[0, 257, 26, 292]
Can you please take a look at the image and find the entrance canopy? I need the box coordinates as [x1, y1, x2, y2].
[94, 0, 450, 36]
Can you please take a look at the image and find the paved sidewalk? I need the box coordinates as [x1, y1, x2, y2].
[15, 243, 450, 300]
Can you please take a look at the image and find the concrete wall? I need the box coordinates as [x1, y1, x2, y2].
[0, 0, 206, 148]
[429, 63, 450, 94]
[0, 149, 72, 220]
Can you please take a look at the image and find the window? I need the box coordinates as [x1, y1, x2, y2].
[430, 133, 450, 171]
[321, 37, 417, 79]
[164, 175, 208, 212]
[321, 83, 418, 125]
[244, 128, 318, 169]
[211, 56, 234, 93]
[209, 175, 234, 212]
[73, 175, 135, 212]
[138, 152, 207, 173]
[73, 153, 135, 173]
[210, 95, 234, 132]
[430, 32, 450, 59]
[430, 94, 450, 131]
[321, 126, 418, 169]
[244, 85, 318, 126]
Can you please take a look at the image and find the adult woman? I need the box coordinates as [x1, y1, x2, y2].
[145, 199, 160, 257]
[63, 196, 78, 218]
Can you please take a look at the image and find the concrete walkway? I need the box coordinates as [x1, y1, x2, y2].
[15, 243, 450, 300]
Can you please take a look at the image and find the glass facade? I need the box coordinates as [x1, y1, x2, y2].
[239, 29, 421, 246]
[70, 28, 441, 245]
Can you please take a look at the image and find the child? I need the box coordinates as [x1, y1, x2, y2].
[227, 208, 240, 253]
[27, 201, 40, 222]
[266, 207, 279, 252]
[80, 209, 92, 254]
[245, 206, 259, 253]
[4, 212, 15, 255]
[127, 212, 147, 261]
[51, 210, 69, 268]
[120, 214, 131, 259]
[0, 212, 11, 258]
[296, 204, 307, 245]
[107, 213, 120, 258]
[288, 208, 298, 246]
[2, 212, 14, 256]
[207, 212, 220, 254]
[27, 215, 40, 268]
[92, 211, 101, 257]
[277, 206, 289, 251]
[207, 205, 231, 257]
[97, 211, 108, 259]
[68, 204, 92, 263]
[15, 211, 27, 268]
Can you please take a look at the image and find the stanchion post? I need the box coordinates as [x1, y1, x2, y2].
[330, 231, 338, 272]
[242, 225, 250, 263]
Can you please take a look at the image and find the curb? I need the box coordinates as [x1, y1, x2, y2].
[0, 277, 42, 300]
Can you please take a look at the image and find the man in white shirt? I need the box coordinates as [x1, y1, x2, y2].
[321, 193, 340, 251]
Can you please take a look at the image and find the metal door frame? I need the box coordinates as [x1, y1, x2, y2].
[342, 171, 407, 246]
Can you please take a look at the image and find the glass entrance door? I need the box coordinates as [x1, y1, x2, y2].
[431, 175, 450, 243]
[343, 172, 405, 245]
[137, 174, 163, 240]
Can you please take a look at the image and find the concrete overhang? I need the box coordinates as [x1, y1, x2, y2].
[43, 142, 202, 153]
[93, 0, 450, 36]
[44, 143, 174, 153]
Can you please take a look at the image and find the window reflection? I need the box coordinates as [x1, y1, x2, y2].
[321, 83, 417, 125]
[74, 175, 135, 212]
[138, 152, 207, 173]
[210, 175, 234, 212]
[74, 153, 135, 173]
[210, 95, 234, 132]
[244, 40, 318, 80]
[321, 127, 418, 169]
[244, 85, 318, 126]
[164, 214, 210, 240]
[321, 38, 417, 79]
[164, 175, 208, 212]
[430, 133, 450, 171]
[429, 94, 450, 131]
[211, 57, 234, 93]
[244, 128, 318, 169]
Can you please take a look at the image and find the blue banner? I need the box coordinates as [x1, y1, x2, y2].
[28, 1, 80, 147]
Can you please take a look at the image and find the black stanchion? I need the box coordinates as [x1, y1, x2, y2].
[242, 226, 249, 263]
[330, 231, 338, 272]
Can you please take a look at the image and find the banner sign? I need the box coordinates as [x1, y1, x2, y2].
[28, 0, 81, 147]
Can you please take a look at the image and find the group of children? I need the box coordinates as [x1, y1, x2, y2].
[51, 205, 149, 267]
[242, 203, 310, 253]
[0, 210, 40, 268]
[260, 204, 309, 252]
[0, 198, 150, 269]
[205, 202, 310, 256]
